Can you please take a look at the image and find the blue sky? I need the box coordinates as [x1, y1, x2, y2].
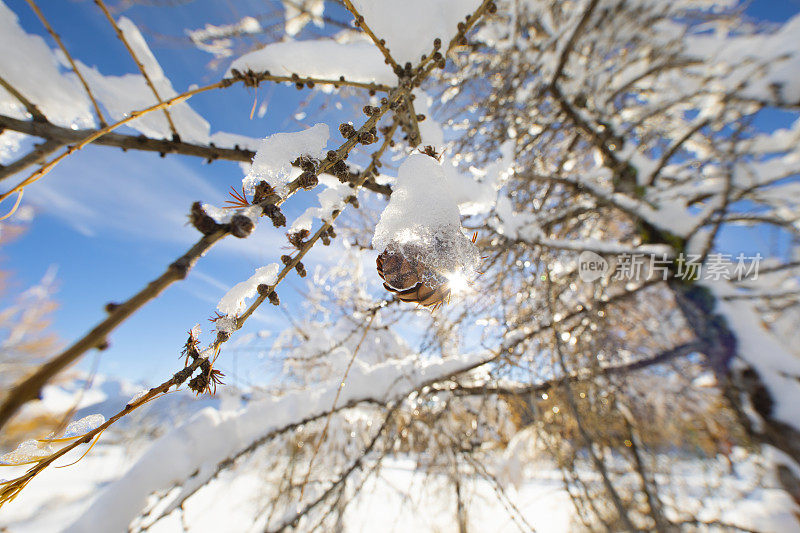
[1, 0, 798, 387]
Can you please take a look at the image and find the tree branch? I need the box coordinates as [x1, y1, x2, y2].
[0, 139, 62, 182]
[550, 0, 599, 87]
[0, 228, 228, 431]
[447, 341, 703, 398]
[25, 0, 108, 126]
[95, 0, 178, 137]
[0, 113, 252, 179]
[341, 0, 400, 73]
[0, 74, 46, 122]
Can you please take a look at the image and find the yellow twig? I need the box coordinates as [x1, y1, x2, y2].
[0, 189, 23, 221]
[0, 82, 221, 206]
[55, 428, 106, 468]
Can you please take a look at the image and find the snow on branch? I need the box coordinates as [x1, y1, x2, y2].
[188, 16, 263, 58]
[229, 40, 395, 87]
[217, 264, 280, 317]
[95, 1, 179, 138]
[243, 123, 329, 197]
[66, 351, 488, 532]
[0, 1, 94, 128]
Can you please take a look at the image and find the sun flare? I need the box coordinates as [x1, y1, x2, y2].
[445, 271, 471, 295]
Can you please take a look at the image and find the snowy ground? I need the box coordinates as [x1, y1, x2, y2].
[1, 377, 797, 532]
[2, 449, 796, 532]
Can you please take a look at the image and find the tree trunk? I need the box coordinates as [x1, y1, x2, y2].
[670, 282, 800, 505]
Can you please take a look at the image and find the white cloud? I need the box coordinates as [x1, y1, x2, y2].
[23, 145, 285, 261]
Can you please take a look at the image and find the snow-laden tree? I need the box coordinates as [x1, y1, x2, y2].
[438, 0, 800, 520]
[0, 0, 799, 531]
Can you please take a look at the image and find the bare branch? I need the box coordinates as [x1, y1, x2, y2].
[550, 0, 600, 87]
[24, 0, 108, 126]
[448, 341, 703, 398]
[341, 0, 400, 73]
[0, 139, 62, 182]
[94, 0, 179, 137]
[0, 81, 226, 205]
[0, 74, 46, 122]
[0, 113, 251, 179]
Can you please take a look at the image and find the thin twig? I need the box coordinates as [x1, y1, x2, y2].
[298, 312, 378, 499]
[341, 0, 399, 73]
[233, 69, 393, 92]
[0, 74, 46, 122]
[550, 0, 600, 87]
[282, 0, 352, 30]
[0, 228, 228, 431]
[404, 95, 422, 147]
[446, 341, 703, 398]
[94, 0, 179, 137]
[645, 118, 710, 186]
[413, 0, 495, 83]
[0, 139, 62, 182]
[0, 190, 24, 222]
[25, 0, 108, 126]
[0, 81, 224, 205]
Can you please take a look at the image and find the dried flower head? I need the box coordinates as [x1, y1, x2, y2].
[229, 214, 255, 238]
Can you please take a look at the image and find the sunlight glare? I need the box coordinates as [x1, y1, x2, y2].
[446, 271, 471, 295]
